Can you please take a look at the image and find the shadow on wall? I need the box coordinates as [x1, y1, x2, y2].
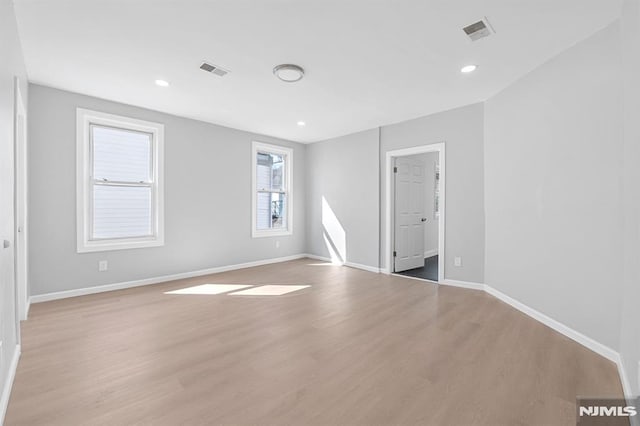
[322, 196, 346, 264]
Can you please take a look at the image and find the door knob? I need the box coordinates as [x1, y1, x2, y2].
[3, 240, 10, 249]
[421, 218, 427, 222]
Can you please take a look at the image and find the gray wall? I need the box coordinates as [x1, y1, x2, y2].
[305, 104, 482, 280]
[28, 85, 306, 296]
[484, 22, 624, 351]
[380, 103, 485, 282]
[0, 0, 28, 414]
[621, 0, 640, 398]
[305, 129, 380, 267]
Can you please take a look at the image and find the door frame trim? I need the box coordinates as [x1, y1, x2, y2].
[14, 78, 28, 323]
[384, 143, 445, 282]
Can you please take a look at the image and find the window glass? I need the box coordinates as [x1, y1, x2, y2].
[92, 125, 152, 182]
[92, 185, 152, 239]
[256, 152, 284, 191]
[256, 192, 287, 231]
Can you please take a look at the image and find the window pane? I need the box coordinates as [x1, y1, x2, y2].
[256, 192, 271, 230]
[256, 192, 287, 231]
[92, 185, 152, 239]
[256, 152, 284, 191]
[92, 125, 152, 182]
[271, 192, 286, 228]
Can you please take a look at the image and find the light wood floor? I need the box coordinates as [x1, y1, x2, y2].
[6, 259, 623, 425]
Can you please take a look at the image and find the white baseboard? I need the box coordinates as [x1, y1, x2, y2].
[348, 269, 623, 381]
[424, 249, 438, 258]
[616, 357, 634, 401]
[385, 268, 626, 392]
[304, 253, 333, 263]
[30, 254, 307, 303]
[0, 344, 21, 425]
[484, 285, 619, 364]
[344, 262, 380, 274]
[303, 253, 381, 273]
[480, 283, 629, 397]
[617, 358, 639, 426]
[441, 279, 484, 290]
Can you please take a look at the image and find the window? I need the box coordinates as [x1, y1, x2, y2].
[76, 109, 164, 252]
[252, 142, 293, 237]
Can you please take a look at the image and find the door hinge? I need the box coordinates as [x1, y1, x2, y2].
[393, 166, 398, 173]
[393, 251, 397, 257]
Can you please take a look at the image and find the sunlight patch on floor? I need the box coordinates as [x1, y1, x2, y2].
[229, 285, 311, 296]
[164, 284, 252, 295]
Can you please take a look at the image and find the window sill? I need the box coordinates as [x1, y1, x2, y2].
[77, 237, 164, 253]
[252, 229, 292, 238]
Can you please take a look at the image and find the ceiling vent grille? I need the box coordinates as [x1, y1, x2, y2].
[200, 61, 229, 77]
[463, 17, 495, 41]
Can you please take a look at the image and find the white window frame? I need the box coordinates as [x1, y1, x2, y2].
[251, 141, 293, 238]
[76, 108, 165, 253]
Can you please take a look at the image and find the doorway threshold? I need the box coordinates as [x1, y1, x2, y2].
[391, 273, 439, 285]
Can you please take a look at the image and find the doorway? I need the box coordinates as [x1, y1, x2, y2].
[385, 143, 445, 282]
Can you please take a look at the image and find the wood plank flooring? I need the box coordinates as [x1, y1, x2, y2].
[5, 259, 623, 425]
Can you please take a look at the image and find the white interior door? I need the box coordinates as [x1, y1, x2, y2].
[1, 87, 18, 362]
[394, 156, 426, 272]
[15, 84, 28, 322]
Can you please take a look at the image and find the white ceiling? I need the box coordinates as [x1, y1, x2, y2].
[14, 0, 622, 143]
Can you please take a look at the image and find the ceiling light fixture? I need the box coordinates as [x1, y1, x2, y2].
[273, 64, 305, 83]
[297, 121, 306, 127]
[155, 79, 170, 87]
[460, 65, 477, 74]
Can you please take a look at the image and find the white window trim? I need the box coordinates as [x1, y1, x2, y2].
[251, 141, 293, 238]
[76, 108, 165, 253]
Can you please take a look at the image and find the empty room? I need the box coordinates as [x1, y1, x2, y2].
[1, 0, 639, 424]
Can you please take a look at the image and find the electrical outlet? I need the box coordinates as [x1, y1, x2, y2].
[454, 257, 462, 267]
[275, 240, 280, 248]
[98, 260, 108, 272]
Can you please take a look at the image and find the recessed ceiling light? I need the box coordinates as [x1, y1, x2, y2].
[460, 65, 477, 74]
[155, 79, 170, 87]
[273, 64, 305, 83]
[297, 121, 306, 127]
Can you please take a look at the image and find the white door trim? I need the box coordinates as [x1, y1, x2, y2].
[384, 143, 445, 282]
[14, 78, 28, 322]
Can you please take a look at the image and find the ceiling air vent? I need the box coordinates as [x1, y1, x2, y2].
[463, 17, 495, 41]
[200, 61, 229, 77]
